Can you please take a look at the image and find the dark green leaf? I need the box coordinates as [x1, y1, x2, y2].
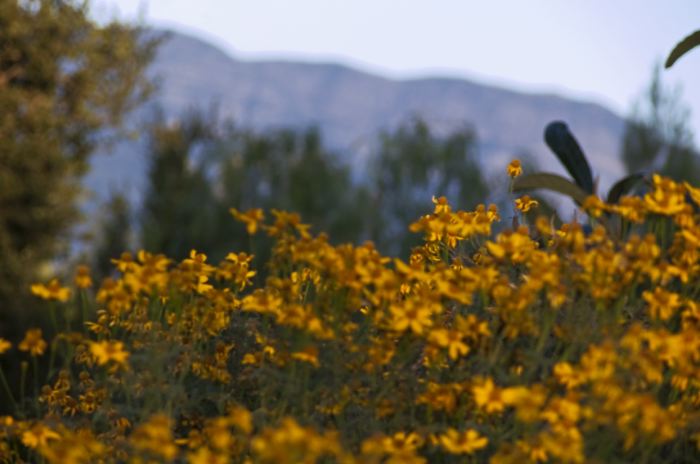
[544, 122, 595, 194]
[606, 173, 645, 204]
[665, 30, 700, 68]
[513, 172, 590, 206]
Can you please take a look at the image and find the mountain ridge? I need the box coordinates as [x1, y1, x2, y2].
[86, 29, 627, 204]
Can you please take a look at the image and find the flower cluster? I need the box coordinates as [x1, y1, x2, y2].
[2, 168, 700, 463]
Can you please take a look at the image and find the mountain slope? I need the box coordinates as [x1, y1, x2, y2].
[87, 30, 626, 203]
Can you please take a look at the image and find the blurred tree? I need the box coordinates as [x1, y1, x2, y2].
[139, 113, 366, 265]
[140, 112, 218, 260]
[0, 0, 158, 331]
[216, 127, 366, 246]
[621, 64, 700, 184]
[138, 115, 489, 262]
[367, 119, 488, 256]
[92, 192, 132, 280]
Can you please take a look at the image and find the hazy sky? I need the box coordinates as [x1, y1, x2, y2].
[94, 1, 700, 140]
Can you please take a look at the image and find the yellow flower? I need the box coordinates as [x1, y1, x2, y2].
[188, 447, 229, 464]
[507, 159, 522, 178]
[643, 287, 681, 321]
[130, 414, 178, 461]
[18, 329, 47, 356]
[515, 195, 538, 213]
[89, 340, 129, 367]
[516, 439, 548, 462]
[684, 181, 700, 206]
[389, 300, 434, 335]
[227, 405, 253, 434]
[251, 417, 340, 462]
[438, 428, 488, 454]
[553, 362, 583, 389]
[416, 382, 461, 413]
[74, 265, 93, 289]
[291, 346, 320, 367]
[382, 431, 424, 454]
[540, 424, 584, 464]
[644, 174, 686, 215]
[21, 423, 60, 448]
[535, 215, 553, 236]
[612, 196, 646, 223]
[432, 196, 451, 214]
[472, 377, 506, 414]
[35, 428, 105, 464]
[486, 227, 537, 263]
[30, 279, 71, 302]
[502, 385, 547, 423]
[230, 208, 265, 234]
[582, 195, 607, 218]
[0, 338, 11, 354]
[428, 329, 469, 360]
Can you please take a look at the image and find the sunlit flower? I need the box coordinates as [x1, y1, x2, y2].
[21, 423, 60, 448]
[486, 226, 536, 263]
[74, 265, 93, 289]
[382, 431, 424, 454]
[582, 195, 607, 218]
[428, 329, 469, 360]
[432, 195, 451, 214]
[613, 196, 646, 223]
[0, 338, 10, 355]
[507, 159, 522, 178]
[472, 377, 506, 414]
[30, 279, 71, 302]
[18, 329, 47, 356]
[251, 417, 340, 462]
[503, 385, 547, 423]
[534, 215, 553, 236]
[389, 300, 434, 335]
[515, 195, 538, 212]
[130, 414, 178, 461]
[188, 447, 229, 464]
[516, 439, 548, 463]
[438, 428, 488, 454]
[644, 174, 686, 215]
[89, 340, 129, 367]
[643, 287, 681, 321]
[553, 362, 583, 389]
[230, 207, 265, 234]
[227, 405, 253, 434]
[291, 346, 320, 367]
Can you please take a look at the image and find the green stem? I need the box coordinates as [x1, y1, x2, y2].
[48, 338, 58, 380]
[32, 356, 39, 404]
[0, 367, 17, 413]
[49, 305, 59, 335]
[80, 289, 90, 328]
[19, 361, 28, 413]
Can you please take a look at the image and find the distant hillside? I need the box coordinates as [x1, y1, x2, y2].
[86, 30, 626, 205]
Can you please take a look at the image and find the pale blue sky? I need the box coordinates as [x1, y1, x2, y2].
[94, 1, 700, 140]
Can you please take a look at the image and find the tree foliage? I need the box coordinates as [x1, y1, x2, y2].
[137, 113, 367, 265]
[92, 192, 133, 280]
[368, 120, 488, 256]
[0, 0, 157, 327]
[140, 112, 218, 260]
[620, 65, 699, 184]
[133, 115, 489, 264]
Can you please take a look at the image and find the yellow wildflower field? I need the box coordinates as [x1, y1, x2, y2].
[2, 168, 700, 463]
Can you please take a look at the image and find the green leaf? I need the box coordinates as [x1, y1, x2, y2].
[665, 30, 700, 68]
[513, 172, 590, 206]
[544, 122, 595, 194]
[606, 173, 645, 204]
